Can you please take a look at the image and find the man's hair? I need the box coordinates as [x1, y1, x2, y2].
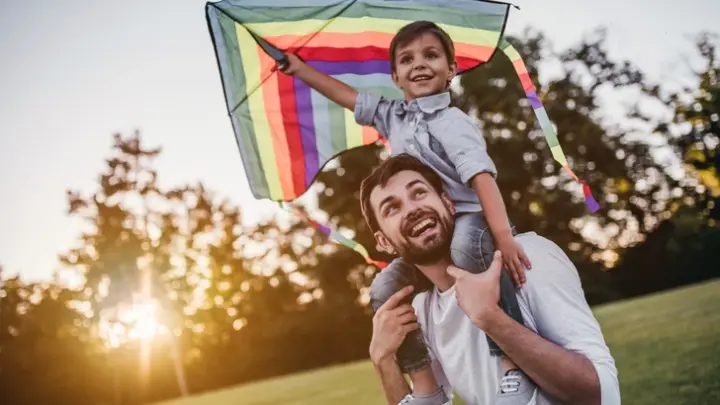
[389, 21, 456, 72]
[359, 154, 445, 234]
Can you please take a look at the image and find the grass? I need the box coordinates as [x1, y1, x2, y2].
[153, 279, 720, 405]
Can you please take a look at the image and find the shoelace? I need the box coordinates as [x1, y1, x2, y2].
[399, 394, 414, 404]
[499, 373, 522, 394]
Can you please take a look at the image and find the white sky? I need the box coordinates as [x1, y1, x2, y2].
[1, 0, 718, 282]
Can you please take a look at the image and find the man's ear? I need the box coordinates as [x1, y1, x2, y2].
[441, 192, 456, 216]
[374, 231, 396, 255]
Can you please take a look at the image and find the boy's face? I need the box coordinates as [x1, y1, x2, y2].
[391, 32, 457, 100]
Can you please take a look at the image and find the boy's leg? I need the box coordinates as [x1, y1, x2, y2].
[449, 212, 537, 404]
[370, 258, 433, 377]
[449, 212, 525, 335]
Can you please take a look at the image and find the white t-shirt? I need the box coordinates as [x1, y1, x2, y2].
[412, 232, 621, 405]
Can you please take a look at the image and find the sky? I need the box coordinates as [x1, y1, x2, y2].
[1, 0, 718, 283]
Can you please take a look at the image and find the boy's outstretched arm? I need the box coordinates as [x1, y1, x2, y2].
[279, 54, 358, 111]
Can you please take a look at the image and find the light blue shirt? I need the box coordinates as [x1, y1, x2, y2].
[354, 91, 497, 213]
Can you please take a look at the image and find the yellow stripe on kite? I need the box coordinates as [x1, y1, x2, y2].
[344, 110, 363, 150]
[236, 24, 284, 200]
[257, 46, 294, 200]
[243, 17, 501, 48]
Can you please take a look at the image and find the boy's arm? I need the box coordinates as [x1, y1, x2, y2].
[280, 54, 358, 111]
[470, 174, 530, 282]
[433, 109, 530, 281]
[280, 54, 394, 136]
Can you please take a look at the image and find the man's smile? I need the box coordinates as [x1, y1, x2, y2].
[403, 212, 440, 238]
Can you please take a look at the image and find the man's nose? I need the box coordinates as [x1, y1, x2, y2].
[403, 202, 424, 217]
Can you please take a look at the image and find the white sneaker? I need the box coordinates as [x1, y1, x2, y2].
[398, 388, 451, 405]
[496, 369, 538, 405]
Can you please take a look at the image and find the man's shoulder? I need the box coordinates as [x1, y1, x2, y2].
[513, 232, 583, 292]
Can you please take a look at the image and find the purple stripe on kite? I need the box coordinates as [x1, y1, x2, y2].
[293, 79, 319, 187]
[308, 59, 390, 75]
[315, 222, 332, 236]
[526, 90, 543, 109]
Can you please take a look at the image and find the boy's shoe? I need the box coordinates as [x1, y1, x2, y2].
[398, 388, 451, 405]
[496, 369, 538, 405]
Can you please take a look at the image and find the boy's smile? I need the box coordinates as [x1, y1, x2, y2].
[392, 33, 457, 100]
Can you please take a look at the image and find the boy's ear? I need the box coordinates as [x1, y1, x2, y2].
[391, 71, 401, 88]
[375, 231, 396, 255]
[448, 61, 458, 82]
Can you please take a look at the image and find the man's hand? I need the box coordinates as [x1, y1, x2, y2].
[369, 285, 420, 365]
[447, 251, 506, 329]
[495, 233, 531, 286]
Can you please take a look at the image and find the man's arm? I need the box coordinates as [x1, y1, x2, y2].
[483, 308, 603, 405]
[373, 357, 412, 405]
[448, 244, 620, 405]
[369, 286, 419, 405]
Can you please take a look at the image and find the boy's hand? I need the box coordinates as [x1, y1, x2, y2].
[277, 53, 304, 75]
[495, 234, 531, 286]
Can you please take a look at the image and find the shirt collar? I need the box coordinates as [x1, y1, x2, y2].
[394, 91, 451, 116]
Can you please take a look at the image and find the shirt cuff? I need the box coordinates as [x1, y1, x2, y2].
[455, 156, 498, 185]
[354, 92, 382, 127]
[594, 362, 621, 405]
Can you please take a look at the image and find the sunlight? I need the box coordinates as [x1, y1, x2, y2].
[99, 298, 167, 348]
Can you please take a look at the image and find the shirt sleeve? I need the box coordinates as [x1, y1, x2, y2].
[354, 92, 395, 139]
[516, 234, 622, 405]
[430, 107, 497, 184]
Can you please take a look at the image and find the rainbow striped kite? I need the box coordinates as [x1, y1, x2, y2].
[205, 0, 599, 264]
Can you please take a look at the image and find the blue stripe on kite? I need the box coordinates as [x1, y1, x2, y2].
[309, 86, 335, 162]
[334, 72, 396, 88]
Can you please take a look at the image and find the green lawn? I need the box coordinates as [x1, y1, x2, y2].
[154, 279, 720, 405]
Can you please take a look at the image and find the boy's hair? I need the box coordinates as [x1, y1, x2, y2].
[359, 154, 445, 234]
[389, 21, 456, 72]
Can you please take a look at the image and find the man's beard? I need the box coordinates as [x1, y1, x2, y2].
[392, 209, 454, 266]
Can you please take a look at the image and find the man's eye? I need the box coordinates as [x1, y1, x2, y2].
[414, 189, 427, 197]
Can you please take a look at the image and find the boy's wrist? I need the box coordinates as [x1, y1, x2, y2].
[493, 228, 514, 242]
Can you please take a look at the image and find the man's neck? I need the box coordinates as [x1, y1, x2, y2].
[415, 256, 455, 292]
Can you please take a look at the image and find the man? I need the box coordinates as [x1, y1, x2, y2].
[360, 154, 620, 405]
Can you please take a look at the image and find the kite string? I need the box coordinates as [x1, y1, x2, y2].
[279, 202, 388, 269]
[500, 39, 600, 213]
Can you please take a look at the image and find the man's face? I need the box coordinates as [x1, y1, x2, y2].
[392, 33, 457, 100]
[369, 170, 455, 265]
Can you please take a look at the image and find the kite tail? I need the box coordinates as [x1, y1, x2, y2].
[499, 39, 600, 213]
[280, 203, 388, 269]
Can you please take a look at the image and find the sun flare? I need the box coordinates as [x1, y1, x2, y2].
[100, 299, 167, 348]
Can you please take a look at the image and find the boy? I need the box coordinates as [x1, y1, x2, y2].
[279, 21, 535, 405]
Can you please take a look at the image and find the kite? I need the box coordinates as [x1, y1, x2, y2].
[205, 0, 600, 266]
